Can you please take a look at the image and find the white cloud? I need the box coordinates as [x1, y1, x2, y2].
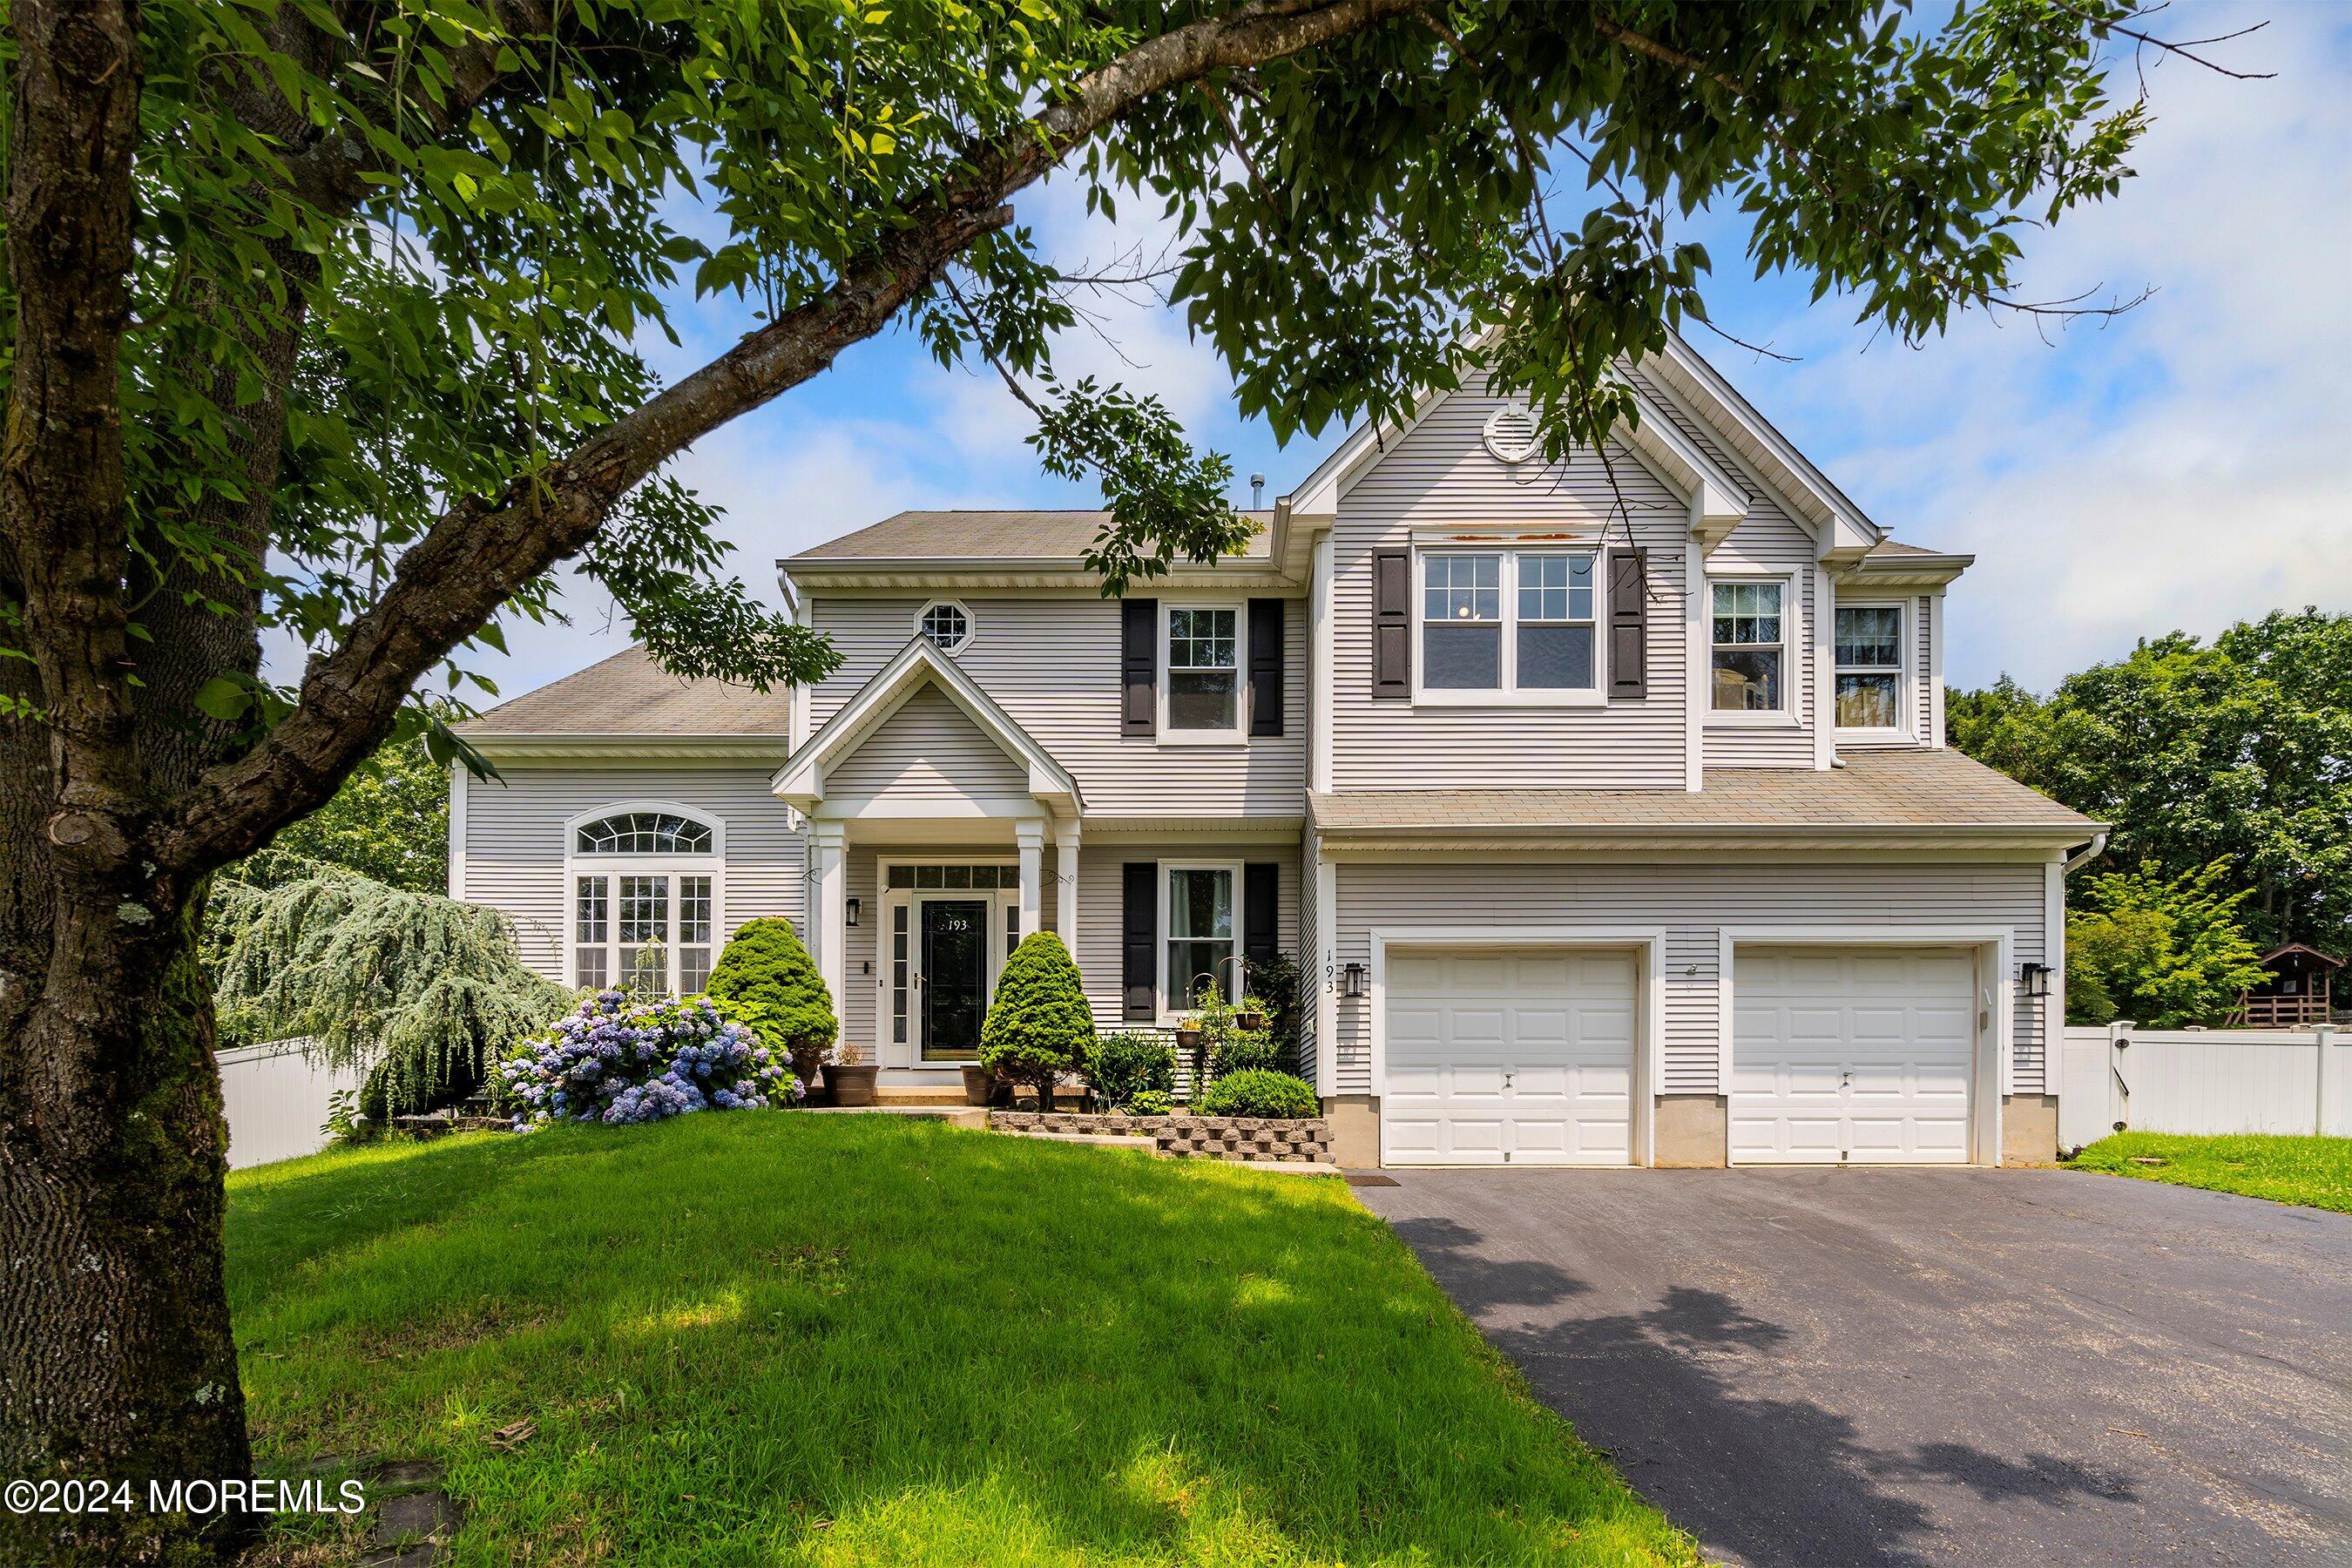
[1707, 3, 2352, 689]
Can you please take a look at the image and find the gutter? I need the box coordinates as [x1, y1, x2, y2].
[2062, 832, 2108, 875]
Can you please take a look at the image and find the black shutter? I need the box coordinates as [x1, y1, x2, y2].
[1248, 598, 1285, 736]
[1243, 863, 1279, 970]
[1121, 597, 1157, 736]
[1122, 862, 1158, 1021]
[1373, 549, 1410, 695]
[1608, 549, 1648, 700]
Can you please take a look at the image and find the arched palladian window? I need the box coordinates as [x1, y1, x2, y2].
[575, 810, 712, 856]
[567, 806, 722, 995]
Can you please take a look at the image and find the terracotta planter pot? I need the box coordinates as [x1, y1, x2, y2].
[788, 1047, 831, 1103]
[961, 1064, 997, 1105]
[827, 1064, 879, 1107]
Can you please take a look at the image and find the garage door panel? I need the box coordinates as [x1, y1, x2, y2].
[1733, 944, 1977, 1166]
[1382, 946, 1640, 1166]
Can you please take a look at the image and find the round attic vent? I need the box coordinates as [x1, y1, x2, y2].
[1482, 406, 1540, 464]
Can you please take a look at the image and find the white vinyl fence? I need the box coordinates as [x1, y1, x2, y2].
[218, 1038, 357, 1169]
[2058, 1021, 2349, 1151]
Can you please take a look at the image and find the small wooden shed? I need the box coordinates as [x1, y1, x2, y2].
[2230, 943, 2342, 1028]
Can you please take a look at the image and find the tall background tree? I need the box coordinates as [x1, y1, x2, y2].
[0, 1, 2248, 1559]
[1949, 609, 2352, 957]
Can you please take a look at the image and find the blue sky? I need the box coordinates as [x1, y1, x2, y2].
[448, 1, 2349, 706]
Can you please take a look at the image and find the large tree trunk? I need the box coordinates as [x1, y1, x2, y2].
[0, 895, 257, 1566]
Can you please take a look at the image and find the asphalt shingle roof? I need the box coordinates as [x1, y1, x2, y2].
[787, 510, 1276, 562]
[1309, 749, 2097, 835]
[458, 645, 793, 735]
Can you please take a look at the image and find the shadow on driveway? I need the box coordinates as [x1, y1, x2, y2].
[1368, 1172, 2351, 1567]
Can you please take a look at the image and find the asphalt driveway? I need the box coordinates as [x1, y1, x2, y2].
[1357, 1168, 2352, 1566]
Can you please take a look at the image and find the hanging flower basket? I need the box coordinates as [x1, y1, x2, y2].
[1234, 1009, 1265, 1032]
[1174, 1025, 1204, 1055]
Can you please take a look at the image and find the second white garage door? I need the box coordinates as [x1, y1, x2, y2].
[1731, 946, 1977, 1165]
[1383, 949, 1638, 1166]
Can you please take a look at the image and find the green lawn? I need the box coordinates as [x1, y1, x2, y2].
[228, 1115, 1693, 1565]
[2068, 1131, 2352, 1213]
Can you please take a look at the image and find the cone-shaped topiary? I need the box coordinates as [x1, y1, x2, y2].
[980, 931, 1093, 1112]
[705, 917, 837, 1083]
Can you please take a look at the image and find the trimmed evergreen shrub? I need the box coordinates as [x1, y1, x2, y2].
[1207, 1020, 1281, 1079]
[705, 917, 837, 1081]
[1197, 1069, 1320, 1120]
[980, 932, 1093, 1112]
[1085, 1031, 1176, 1110]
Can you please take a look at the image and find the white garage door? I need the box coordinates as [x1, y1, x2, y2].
[1383, 949, 1638, 1166]
[1731, 946, 1976, 1165]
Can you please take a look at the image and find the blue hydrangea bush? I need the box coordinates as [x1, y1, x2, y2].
[496, 992, 799, 1128]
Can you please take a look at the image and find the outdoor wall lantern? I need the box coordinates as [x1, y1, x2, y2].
[1340, 961, 1368, 999]
[845, 897, 862, 928]
[2019, 961, 2051, 998]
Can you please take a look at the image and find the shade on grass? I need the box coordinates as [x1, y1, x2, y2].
[2069, 1131, 2352, 1214]
[228, 1116, 1693, 1565]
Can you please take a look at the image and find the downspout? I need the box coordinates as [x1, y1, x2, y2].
[2063, 833, 2107, 875]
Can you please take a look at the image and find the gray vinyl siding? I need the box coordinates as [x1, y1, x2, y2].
[457, 764, 804, 984]
[1296, 839, 1319, 1089]
[807, 596, 1306, 817]
[824, 684, 1030, 800]
[1329, 858, 2051, 1096]
[1073, 839, 1299, 1032]
[1328, 372, 1693, 789]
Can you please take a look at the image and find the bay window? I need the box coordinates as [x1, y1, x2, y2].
[1835, 605, 1905, 729]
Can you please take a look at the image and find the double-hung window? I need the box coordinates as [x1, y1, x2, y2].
[1164, 864, 1238, 1011]
[1834, 605, 1905, 729]
[571, 809, 719, 995]
[1164, 606, 1240, 734]
[1419, 551, 1598, 696]
[1709, 581, 1786, 713]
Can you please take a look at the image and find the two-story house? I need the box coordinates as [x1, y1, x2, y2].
[450, 333, 2102, 1167]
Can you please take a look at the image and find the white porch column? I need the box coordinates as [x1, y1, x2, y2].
[1016, 821, 1044, 947]
[1054, 821, 1080, 957]
[809, 821, 848, 1042]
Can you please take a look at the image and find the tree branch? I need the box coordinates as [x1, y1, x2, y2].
[152, 0, 1437, 875]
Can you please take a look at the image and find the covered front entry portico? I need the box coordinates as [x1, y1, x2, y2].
[773, 638, 1085, 1085]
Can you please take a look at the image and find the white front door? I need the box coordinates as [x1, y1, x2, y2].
[1382, 949, 1638, 1166]
[1731, 946, 1976, 1164]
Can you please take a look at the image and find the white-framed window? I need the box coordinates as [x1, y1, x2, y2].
[1162, 862, 1241, 1015]
[1834, 603, 1906, 731]
[1416, 549, 1600, 703]
[1161, 604, 1240, 739]
[1708, 578, 1789, 716]
[915, 598, 973, 653]
[566, 804, 723, 995]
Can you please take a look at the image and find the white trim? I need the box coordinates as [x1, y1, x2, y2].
[1309, 531, 1335, 794]
[774, 637, 1083, 818]
[446, 764, 468, 899]
[1929, 589, 1948, 747]
[1813, 568, 1835, 769]
[1717, 925, 2013, 1166]
[809, 821, 848, 1044]
[1366, 927, 1667, 1168]
[1684, 542, 1706, 791]
[2044, 859, 2066, 1099]
[1411, 544, 1607, 706]
[1159, 598, 1247, 743]
[1313, 833, 1338, 1094]
[1828, 596, 1915, 742]
[560, 801, 727, 996]
[466, 733, 792, 764]
[875, 854, 1022, 1068]
[1704, 571, 1801, 726]
[1053, 822, 1080, 956]
[1159, 859, 1245, 1019]
[912, 598, 976, 654]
